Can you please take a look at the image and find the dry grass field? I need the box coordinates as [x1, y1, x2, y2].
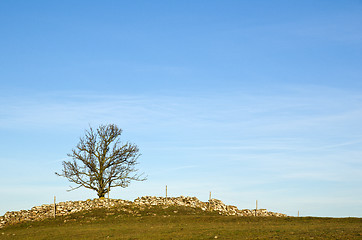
[0, 205, 361, 240]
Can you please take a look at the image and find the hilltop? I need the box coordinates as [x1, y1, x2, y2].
[0, 196, 286, 228]
[1, 197, 361, 239]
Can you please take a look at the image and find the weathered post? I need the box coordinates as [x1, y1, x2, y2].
[298, 210, 299, 217]
[165, 185, 168, 205]
[53, 196, 56, 218]
[108, 183, 110, 200]
[208, 191, 211, 211]
[255, 200, 258, 217]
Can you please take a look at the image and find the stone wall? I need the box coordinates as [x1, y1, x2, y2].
[134, 196, 287, 217]
[0, 196, 287, 228]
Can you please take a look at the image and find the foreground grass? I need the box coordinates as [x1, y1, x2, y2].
[0, 205, 361, 239]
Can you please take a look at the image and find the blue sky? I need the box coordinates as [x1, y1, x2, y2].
[1, 0, 362, 217]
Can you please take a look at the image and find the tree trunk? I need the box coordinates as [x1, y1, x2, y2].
[98, 191, 105, 198]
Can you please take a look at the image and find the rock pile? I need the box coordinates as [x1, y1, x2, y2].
[0, 196, 286, 228]
[134, 196, 287, 217]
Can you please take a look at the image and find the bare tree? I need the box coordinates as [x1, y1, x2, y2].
[56, 124, 146, 198]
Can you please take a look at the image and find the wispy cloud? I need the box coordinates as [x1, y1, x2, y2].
[150, 165, 199, 175]
[1, 87, 361, 131]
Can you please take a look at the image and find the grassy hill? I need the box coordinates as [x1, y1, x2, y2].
[0, 204, 361, 240]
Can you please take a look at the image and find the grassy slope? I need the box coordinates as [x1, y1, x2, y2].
[0, 205, 361, 240]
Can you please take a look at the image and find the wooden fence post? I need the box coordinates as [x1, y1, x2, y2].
[208, 191, 211, 211]
[54, 196, 56, 218]
[166, 185, 168, 205]
[255, 200, 258, 217]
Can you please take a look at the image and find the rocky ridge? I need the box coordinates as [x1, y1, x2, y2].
[0, 196, 287, 228]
